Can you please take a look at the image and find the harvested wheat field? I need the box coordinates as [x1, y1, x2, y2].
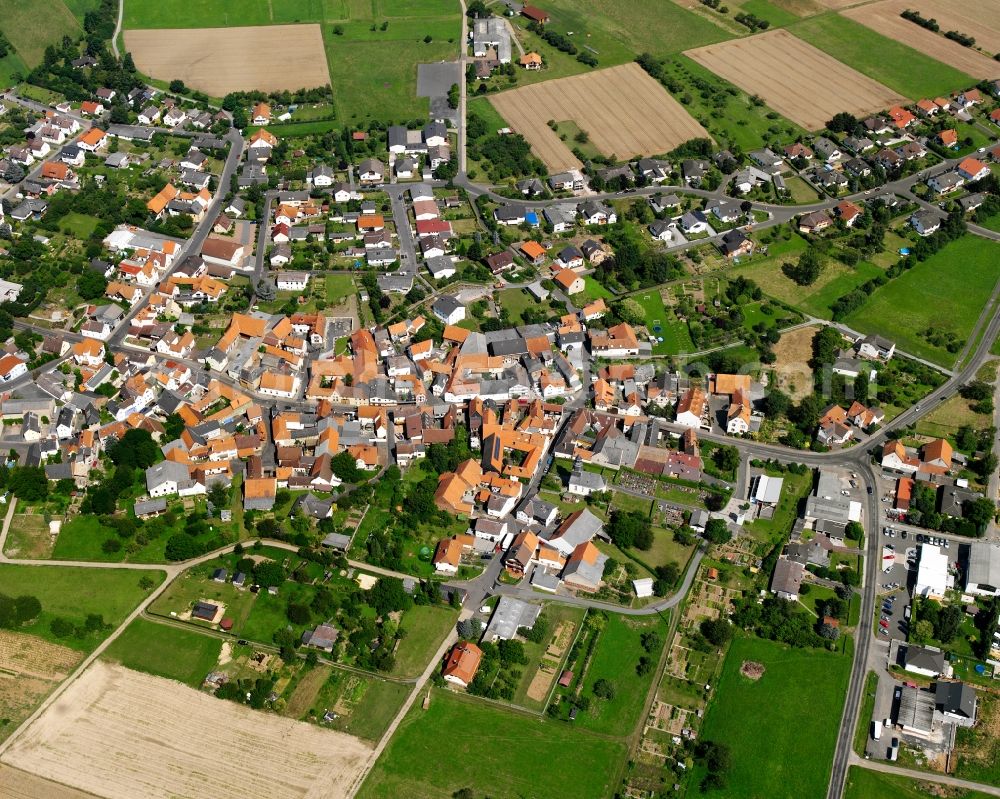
[490, 63, 709, 172]
[686, 30, 907, 129]
[2, 661, 372, 799]
[124, 25, 330, 96]
[842, 0, 1000, 78]
[0, 765, 99, 799]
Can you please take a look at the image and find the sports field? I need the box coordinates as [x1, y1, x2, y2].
[685, 30, 906, 130]
[357, 690, 626, 799]
[789, 12, 979, 98]
[102, 617, 222, 688]
[844, 236, 1000, 368]
[841, 1, 1000, 80]
[125, 25, 331, 95]
[697, 636, 851, 798]
[491, 63, 709, 172]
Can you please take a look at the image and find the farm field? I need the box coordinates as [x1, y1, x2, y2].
[490, 63, 709, 172]
[0, 563, 164, 651]
[0, 0, 81, 68]
[845, 236, 1000, 368]
[844, 765, 994, 799]
[696, 636, 851, 798]
[0, 766, 97, 799]
[2, 661, 373, 799]
[889, 0, 1000, 54]
[124, 25, 331, 96]
[789, 12, 979, 98]
[0, 630, 81, 745]
[527, 0, 730, 61]
[685, 29, 906, 130]
[102, 618, 223, 688]
[357, 690, 626, 799]
[840, 2, 998, 80]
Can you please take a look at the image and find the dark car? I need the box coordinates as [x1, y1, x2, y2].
[867, 485, 874, 495]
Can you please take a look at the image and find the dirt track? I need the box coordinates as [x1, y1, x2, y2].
[2, 661, 372, 799]
[124, 25, 331, 95]
[685, 30, 908, 130]
[490, 63, 709, 172]
[842, 0, 1000, 78]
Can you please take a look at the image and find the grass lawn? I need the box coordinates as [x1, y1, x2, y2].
[512, 603, 586, 710]
[739, 0, 801, 28]
[324, 273, 355, 305]
[0, 49, 27, 87]
[853, 671, 879, 755]
[0, 0, 81, 67]
[845, 235, 1000, 368]
[732, 244, 883, 320]
[575, 612, 668, 736]
[845, 765, 994, 799]
[785, 175, 821, 204]
[915, 394, 993, 441]
[788, 14, 975, 99]
[325, 33, 457, 122]
[102, 617, 222, 687]
[697, 636, 851, 799]
[953, 692, 1000, 786]
[552, 120, 603, 161]
[0, 563, 164, 651]
[497, 287, 536, 324]
[632, 289, 694, 355]
[357, 690, 626, 799]
[744, 468, 813, 543]
[57, 212, 100, 238]
[391, 605, 458, 679]
[150, 569, 258, 633]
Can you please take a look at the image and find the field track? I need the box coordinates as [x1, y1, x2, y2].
[2, 661, 372, 799]
[686, 30, 907, 129]
[124, 25, 331, 95]
[490, 63, 710, 172]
